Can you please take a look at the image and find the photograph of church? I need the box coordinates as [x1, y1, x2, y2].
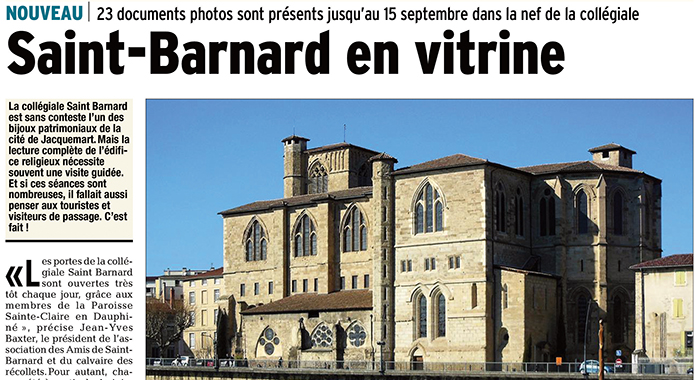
[217, 134, 661, 366]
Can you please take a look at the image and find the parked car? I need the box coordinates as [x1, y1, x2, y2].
[579, 360, 611, 374]
[171, 356, 193, 366]
[195, 359, 215, 367]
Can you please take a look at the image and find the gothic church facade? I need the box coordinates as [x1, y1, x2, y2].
[218, 136, 661, 365]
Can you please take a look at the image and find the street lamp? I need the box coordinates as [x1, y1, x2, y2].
[377, 340, 386, 375]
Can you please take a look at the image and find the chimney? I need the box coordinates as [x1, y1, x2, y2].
[282, 135, 309, 197]
[589, 143, 636, 168]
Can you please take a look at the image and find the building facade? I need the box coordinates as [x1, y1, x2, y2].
[631, 254, 693, 360]
[182, 267, 226, 358]
[218, 137, 661, 365]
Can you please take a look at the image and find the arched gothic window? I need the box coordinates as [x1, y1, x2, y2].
[576, 191, 588, 234]
[294, 214, 317, 257]
[343, 206, 367, 252]
[515, 189, 524, 236]
[414, 182, 444, 234]
[436, 293, 446, 337]
[612, 191, 624, 235]
[415, 294, 427, 338]
[310, 323, 333, 348]
[245, 220, 268, 261]
[495, 183, 506, 233]
[539, 188, 556, 236]
[308, 163, 328, 194]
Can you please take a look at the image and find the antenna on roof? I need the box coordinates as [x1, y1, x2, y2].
[343, 124, 347, 142]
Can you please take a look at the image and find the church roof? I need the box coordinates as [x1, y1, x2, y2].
[589, 143, 636, 154]
[305, 142, 380, 155]
[393, 154, 488, 175]
[518, 160, 644, 176]
[629, 254, 693, 270]
[240, 290, 372, 315]
[219, 187, 373, 216]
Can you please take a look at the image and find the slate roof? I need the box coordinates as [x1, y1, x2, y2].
[518, 161, 644, 176]
[629, 254, 693, 270]
[219, 187, 373, 216]
[183, 267, 223, 280]
[240, 290, 372, 315]
[589, 143, 637, 154]
[393, 154, 488, 175]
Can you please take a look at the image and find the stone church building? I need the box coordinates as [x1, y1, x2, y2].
[218, 136, 661, 366]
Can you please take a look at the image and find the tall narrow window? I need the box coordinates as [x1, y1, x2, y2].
[415, 203, 424, 233]
[502, 284, 508, 309]
[539, 198, 547, 236]
[577, 191, 588, 234]
[515, 188, 524, 236]
[414, 182, 444, 234]
[539, 189, 556, 236]
[343, 206, 367, 252]
[548, 197, 556, 235]
[471, 283, 478, 309]
[417, 294, 427, 338]
[308, 163, 328, 194]
[437, 293, 446, 337]
[495, 183, 506, 232]
[245, 220, 268, 261]
[294, 214, 316, 257]
[612, 191, 623, 235]
[426, 184, 434, 232]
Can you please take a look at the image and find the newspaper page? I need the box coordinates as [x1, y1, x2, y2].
[1, 0, 696, 380]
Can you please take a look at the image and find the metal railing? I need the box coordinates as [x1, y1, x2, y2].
[146, 358, 693, 375]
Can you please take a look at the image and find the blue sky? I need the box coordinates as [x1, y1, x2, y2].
[146, 100, 692, 275]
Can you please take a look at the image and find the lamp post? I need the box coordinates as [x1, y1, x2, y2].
[377, 340, 386, 375]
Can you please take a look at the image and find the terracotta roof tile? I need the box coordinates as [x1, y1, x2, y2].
[629, 254, 693, 270]
[369, 152, 398, 163]
[518, 161, 643, 175]
[305, 142, 379, 155]
[393, 154, 487, 175]
[241, 290, 372, 315]
[183, 267, 223, 280]
[589, 143, 636, 154]
[219, 187, 373, 216]
[281, 135, 309, 143]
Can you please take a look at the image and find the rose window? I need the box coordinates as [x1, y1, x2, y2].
[259, 327, 279, 355]
[311, 324, 333, 348]
[348, 324, 366, 347]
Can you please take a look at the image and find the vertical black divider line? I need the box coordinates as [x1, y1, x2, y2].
[88, 2, 90, 22]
